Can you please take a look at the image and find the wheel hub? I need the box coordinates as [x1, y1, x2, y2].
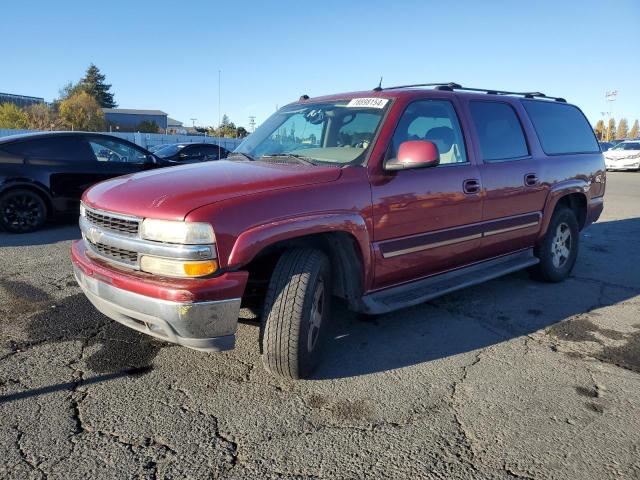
[551, 222, 571, 268]
[307, 279, 324, 352]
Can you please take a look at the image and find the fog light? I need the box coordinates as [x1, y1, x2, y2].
[140, 256, 217, 277]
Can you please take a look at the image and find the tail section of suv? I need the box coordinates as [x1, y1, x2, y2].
[71, 83, 605, 379]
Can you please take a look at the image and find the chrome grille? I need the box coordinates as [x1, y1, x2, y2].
[85, 209, 139, 235]
[87, 239, 138, 264]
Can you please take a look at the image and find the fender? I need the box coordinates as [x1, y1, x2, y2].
[0, 178, 53, 201]
[228, 212, 373, 288]
[538, 179, 589, 239]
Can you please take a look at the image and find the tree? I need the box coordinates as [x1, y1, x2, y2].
[136, 120, 159, 133]
[221, 114, 230, 126]
[26, 103, 60, 130]
[58, 92, 105, 131]
[59, 64, 117, 108]
[0, 103, 29, 129]
[606, 117, 616, 142]
[629, 119, 639, 139]
[236, 126, 249, 138]
[616, 118, 628, 140]
[594, 120, 604, 141]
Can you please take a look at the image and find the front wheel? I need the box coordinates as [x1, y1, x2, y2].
[530, 207, 579, 282]
[260, 248, 331, 379]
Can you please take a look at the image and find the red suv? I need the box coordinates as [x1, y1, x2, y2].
[72, 83, 605, 379]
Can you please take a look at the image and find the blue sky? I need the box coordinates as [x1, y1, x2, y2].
[3, 0, 639, 129]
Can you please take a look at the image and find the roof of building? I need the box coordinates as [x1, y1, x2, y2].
[167, 117, 183, 126]
[102, 108, 168, 116]
[0, 92, 45, 101]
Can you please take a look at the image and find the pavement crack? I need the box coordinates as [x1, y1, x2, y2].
[14, 426, 47, 479]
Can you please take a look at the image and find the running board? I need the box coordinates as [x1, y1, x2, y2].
[360, 249, 539, 314]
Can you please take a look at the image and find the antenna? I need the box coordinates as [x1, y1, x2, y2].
[373, 76, 383, 92]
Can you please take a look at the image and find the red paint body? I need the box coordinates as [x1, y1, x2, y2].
[74, 88, 605, 305]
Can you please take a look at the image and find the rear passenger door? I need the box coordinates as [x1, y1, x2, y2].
[10, 136, 97, 206]
[467, 100, 547, 257]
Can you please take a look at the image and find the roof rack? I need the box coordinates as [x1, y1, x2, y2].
[377, 82, 566, 102]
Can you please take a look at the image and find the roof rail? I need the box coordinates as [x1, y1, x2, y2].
[377, 82, 566, 102]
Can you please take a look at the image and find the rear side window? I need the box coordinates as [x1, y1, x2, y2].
[469, 102, 529, 162]
[1, 137, 91, 161]
[522, 100, 599, 155]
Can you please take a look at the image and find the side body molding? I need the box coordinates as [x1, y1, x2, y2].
[228, 212, 373, 287]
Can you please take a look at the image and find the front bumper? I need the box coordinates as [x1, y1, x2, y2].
[605, 159, 640, 170]
[72, 240, 244, 352]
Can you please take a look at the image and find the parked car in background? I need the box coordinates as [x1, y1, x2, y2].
[0, 132, 169, 233]
[148, 144, 170, 153]
[599, 141, 613, 152]
[154, 143, 229, 163]
[72, 82, 605, 379]
[604, 140, 640, 171]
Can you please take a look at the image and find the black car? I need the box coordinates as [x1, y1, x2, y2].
[0, 132, 167, 233]
[154, 142, 229, 163]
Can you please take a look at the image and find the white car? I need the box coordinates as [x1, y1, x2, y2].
[604, 141, 640, 171]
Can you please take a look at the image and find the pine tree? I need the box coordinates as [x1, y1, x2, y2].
[606, 117, 616, 142]
[76, 63, 118, 108]
[594, 120, 604, 140]
[616, 118, 628, 140]
[628, 119, 639, 139]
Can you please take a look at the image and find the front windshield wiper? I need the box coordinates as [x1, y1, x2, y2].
[259, 153, 316, 165]
[227, 152, 255, 161]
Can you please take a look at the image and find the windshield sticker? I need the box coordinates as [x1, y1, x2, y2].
[346, 98, 388, 109]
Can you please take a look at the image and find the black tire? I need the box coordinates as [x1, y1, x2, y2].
[530, 207, 579, 283]
[260, 248, 331, 379]
[0, 188, 48, 233]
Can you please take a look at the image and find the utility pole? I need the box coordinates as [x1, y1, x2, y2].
[604, 90, 617, 141]
[190, 118, 197, 128]
[218, 70, 222, 159]
[249, 116, 256, 132]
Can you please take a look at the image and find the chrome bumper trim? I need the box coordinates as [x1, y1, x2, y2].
[74, 265, 240, 352]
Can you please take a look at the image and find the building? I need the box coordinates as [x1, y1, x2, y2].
[0, 92, 45, 108]
[167, 117, 187, 134]
[102, 108, 168, 132]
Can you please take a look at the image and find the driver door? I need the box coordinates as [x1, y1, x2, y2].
[83, 136, 155, 185]
[370, 98, 484, 289]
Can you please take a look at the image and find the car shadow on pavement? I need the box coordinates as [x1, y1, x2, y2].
[0, 217, 80, 247]
[314, 217, 640, 380]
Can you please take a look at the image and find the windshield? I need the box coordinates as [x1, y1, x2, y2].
[155, 144, 186, 157]
[612, 142, 640, 151]
[233, 98, 390, 165]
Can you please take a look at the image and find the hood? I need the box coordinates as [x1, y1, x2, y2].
[83, 160, 342, 220]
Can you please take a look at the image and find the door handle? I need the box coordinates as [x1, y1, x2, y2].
[463, 179, 481, 194]
[524, 173, 539, 186]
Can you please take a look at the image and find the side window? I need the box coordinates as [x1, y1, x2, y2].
[387, 100, 467, 165]
[88, 138, 147, 164]
[2, 137, 91, 161]
[202, 145, 221, 159]
[522, 100, 599, 155]
[469, 102, 529, 162]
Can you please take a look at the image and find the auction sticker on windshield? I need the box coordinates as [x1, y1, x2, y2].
[346, 98, 388, 108]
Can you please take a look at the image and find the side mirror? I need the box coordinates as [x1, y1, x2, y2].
[385, 140, 440, 171]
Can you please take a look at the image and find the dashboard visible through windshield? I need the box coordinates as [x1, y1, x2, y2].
[233, 98, 390, 165]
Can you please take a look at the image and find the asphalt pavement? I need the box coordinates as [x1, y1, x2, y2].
[1, 172, 639, 479]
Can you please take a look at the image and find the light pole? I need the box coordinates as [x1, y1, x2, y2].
[218, 69, 222, 160]
[604, 90, 617, 142]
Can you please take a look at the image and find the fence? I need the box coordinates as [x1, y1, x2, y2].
[0, 129, 244, 152]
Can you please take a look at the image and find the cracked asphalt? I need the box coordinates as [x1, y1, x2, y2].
[1, 172, 639, 479]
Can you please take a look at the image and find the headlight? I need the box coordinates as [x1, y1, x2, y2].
[79, 203, 86, 216]
[140, 219, 215, 244]
[140, 256, 218, 277]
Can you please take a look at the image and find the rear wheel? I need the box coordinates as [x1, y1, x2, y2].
[0, 189, 47, 233]
[530, 207, 579, 282]
[260, 248, 331, 379]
